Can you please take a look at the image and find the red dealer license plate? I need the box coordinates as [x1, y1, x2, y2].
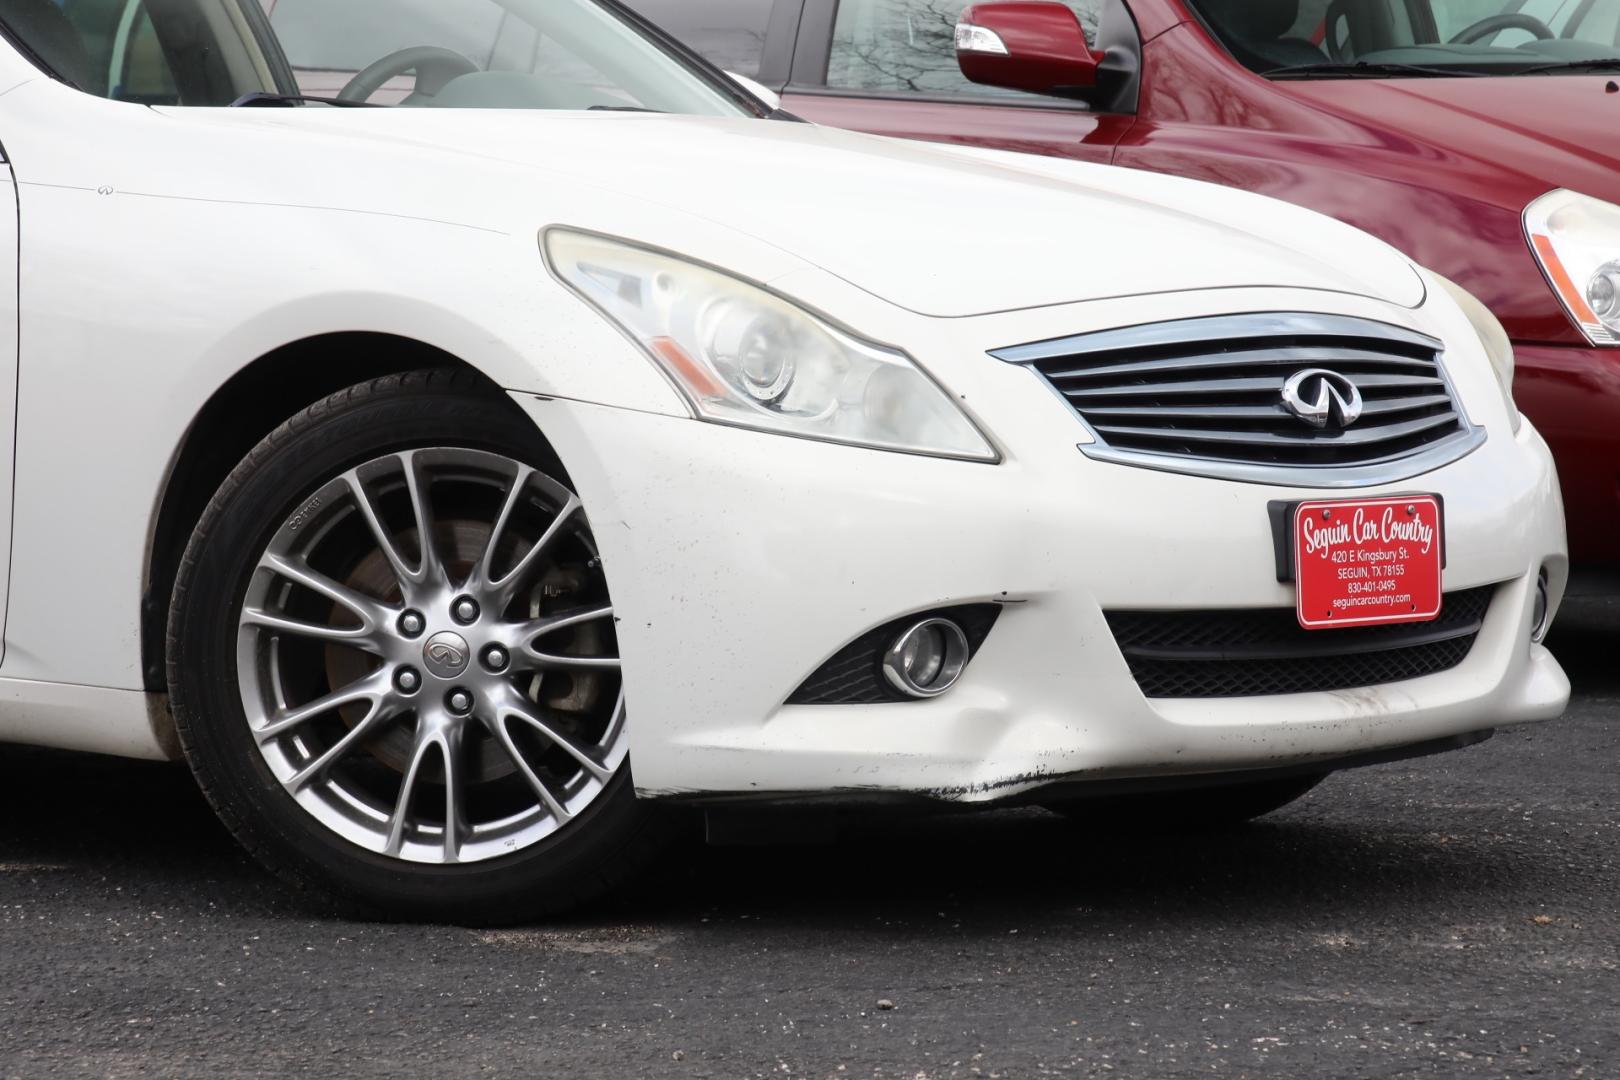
[1294, 495, 1443, 630]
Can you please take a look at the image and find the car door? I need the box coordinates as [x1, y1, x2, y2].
[0, 150, 16, 663]
[780, 0, 1133, 163]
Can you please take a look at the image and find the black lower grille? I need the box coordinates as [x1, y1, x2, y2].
[1106, 586, 1494, 698]
[788, 605, 1001, 705]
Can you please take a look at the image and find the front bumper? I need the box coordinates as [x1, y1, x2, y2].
[513, 282, 1569, 803]
[512, 394, 1567, 804]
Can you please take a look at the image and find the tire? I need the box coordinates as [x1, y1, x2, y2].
[167, 369, 672, 924]
[1043, 773, 1327, 830]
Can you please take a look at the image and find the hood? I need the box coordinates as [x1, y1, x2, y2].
[152, 108, 1427, 317]
[1285, 75, 1620, 208]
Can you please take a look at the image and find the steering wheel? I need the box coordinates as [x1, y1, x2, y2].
[1448, 13, 1556, 44]
[338, 46, 480, 103]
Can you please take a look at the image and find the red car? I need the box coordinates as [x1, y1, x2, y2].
[627, 0, 1620, 579]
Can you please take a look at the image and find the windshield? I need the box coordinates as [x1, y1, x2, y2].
[0, 0, 749, 113]
[1189, 0, 1620, 76]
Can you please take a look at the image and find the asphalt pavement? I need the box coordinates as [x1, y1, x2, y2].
[1, 600, 1616, 1078]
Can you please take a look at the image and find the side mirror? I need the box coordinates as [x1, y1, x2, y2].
[955, 2, 1103, 96]
[726, 71, 782, 113]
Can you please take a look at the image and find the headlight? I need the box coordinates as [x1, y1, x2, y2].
[1524, 189, 1620, 347]
[544, 230, 997, 462]
[1432, 273, 1520, 433]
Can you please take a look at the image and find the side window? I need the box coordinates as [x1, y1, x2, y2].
[116, 8, 182, 104]
[8, 0, 270, 104]
[23, 0, 180, 100]
[620, 0, 776, 78]
[825, 0, 1102, 100]
[1557, 0, 1620, 47]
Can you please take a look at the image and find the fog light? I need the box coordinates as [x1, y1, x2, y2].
[882, 618, 970, 699]
[1532, 568, 1551, 642]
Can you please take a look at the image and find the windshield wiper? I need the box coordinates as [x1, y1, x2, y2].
[1513, 57, 1620, 75]
[1264, 61, 1485, 79]
[229, 92, 382, 108]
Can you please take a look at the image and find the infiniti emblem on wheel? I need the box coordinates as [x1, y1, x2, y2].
[1281, 368, 1364, 430]
[422, 631, 470, 678]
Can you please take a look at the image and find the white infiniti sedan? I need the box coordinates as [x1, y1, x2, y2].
[0, 0, 1567, 921]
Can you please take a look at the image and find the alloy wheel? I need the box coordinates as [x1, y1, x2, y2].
[235, 447, 625, 865]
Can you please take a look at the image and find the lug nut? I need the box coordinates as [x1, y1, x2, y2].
[452, 597, 480, 625]
[482, 645, 509, 673]
[395, 668, 421, 694]
[398, 611, 426, 638]
[446, 688, 474, 716]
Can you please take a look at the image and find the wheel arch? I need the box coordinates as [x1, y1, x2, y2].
[140, 332, 519, 693]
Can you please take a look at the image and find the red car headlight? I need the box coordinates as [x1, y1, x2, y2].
[1525, 188, 1620, 348]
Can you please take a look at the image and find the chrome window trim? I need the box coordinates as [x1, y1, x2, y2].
[993, 312, 1487, 489]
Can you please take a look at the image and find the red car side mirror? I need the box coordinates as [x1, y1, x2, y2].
[956, 2, 1103, 95]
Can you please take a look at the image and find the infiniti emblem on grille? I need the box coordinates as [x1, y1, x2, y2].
[423, 631, 470, 679]
[1281, 369, 1364, 430]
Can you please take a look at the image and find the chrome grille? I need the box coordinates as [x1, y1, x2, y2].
[993, 313, 1485, 486]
